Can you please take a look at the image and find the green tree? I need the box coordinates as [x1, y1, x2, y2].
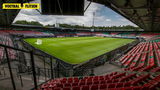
[14, 20, 43, 26]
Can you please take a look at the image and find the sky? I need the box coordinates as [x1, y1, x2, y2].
[14, 0, 137, 27]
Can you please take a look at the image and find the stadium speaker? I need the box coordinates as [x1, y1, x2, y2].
[41, 0, 84, 15]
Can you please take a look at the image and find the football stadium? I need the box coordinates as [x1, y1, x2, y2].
[24, 37, 134, 64]
[0, 0, 160, 90]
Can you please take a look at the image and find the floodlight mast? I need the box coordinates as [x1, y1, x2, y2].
[92, 12, 95, 28]
[91, 12, 95, 32]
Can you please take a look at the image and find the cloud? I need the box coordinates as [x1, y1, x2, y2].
[106, 19, 111, 22]
[119, 18, 128, 22]
[14, 0, 137, 27]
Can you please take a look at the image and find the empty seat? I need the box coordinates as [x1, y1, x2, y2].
[72, 83, 78, 86]
[99, 84, 107, 89]
[108, 83, 116, 88]
[86, 81, 92, 85]
[54, 87, 61, 90]
[116, 83, 124, 88]
[72, 86, 80, 90]
[81, 85, 90, 90]
[79, 81, 86, 86]
[99, 80, 106, 84]
[93, 81, 99, 84]
[64, 83, 71, 87]
[63, 87, 71, 90]
[90, 84, 98, 90]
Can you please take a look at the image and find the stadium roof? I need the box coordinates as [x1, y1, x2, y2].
[0, 0, 35, 26]
[0, 0, 20, 26]
[88, 0, 160, 31]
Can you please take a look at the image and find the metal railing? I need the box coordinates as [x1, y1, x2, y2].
[0, 44, 55, 90]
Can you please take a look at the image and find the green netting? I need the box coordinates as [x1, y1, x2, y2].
[149, 56, 154, 58]
[103, 32, 109, 34]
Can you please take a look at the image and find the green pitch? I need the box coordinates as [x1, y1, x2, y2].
[24, 37, 134, 64]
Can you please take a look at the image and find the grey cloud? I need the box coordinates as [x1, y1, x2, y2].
[14, 1, 136, 27]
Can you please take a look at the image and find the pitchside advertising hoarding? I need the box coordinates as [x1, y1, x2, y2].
[2, 3, 40, 9]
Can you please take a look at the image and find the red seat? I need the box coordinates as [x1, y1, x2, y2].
[62, 78, 67, 81]
[56, 84, 63, 87]
[116, 83, 124, 88]
[99, 80, 106, 84]
[72, 86, 80, 90]
[41, 84, 49, 89]
[99, 84, 107, 89]
[68, 77, 73, 81]
[68, 79, 73, 83]
[64, 83, 71, 87]
[61, 80, 66, 83]
[53, 87, 61, 90]
[72, 83, 78, 86]
[106, 80, 112, 83]
[84, 77, 89, 80]
[81, 85, 90, 90]
[123, 82, 131, 87]
[63, 87, 71, 90]
[124, 87, 134, 90]
[133, 86, 142, 90]
[86, 81, 92, 85]
[73, 77, 79, 82]
[99, 76, 105, 80]
[79, 81, 86, 86]
[93, 81, 99, 84]
[93, 76, 99, 81]
[80, 79, 86, 82]
[108, 83, 116, 88]
[112, 79, 119, 83]
[90, 84, 98, 90]
[87, 78, 92, 82]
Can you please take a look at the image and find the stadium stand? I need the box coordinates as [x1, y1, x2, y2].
[0, 30, 54, 37]
[119, 34, 160, 72]
[110, 33, 119, 36]
[0, 33, 17, 62]
[37, 71, 160, 90]
[28, 32, 160, 90]
[1, 29, 160, 90]
[138, 33, 160, 40]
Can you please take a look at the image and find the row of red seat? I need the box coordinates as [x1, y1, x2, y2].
[39, 72, 152, 90]
[154, 42, 160, 66]
[150, 67, 160, 72]
[138, 50, 155, 72]
[0, 30, 54, 37]
[120, 42, 147, 66]
[0, 47, 4, 61]
[135, 43, 160, 72]
[58, 72, 126, 84]
[37, 34, 160, 90]
[139, 33, 160, 40]
[127, 43, 144, 55]
[0, 34, 17, 61]
[121, 41, 160, 71]
[143, 74, 160, 90]
[129, 53, 141, 68]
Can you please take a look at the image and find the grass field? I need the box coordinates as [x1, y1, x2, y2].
[24, 37, 134, 64]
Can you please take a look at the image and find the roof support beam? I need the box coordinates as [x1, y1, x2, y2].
[150, 0, 156, 31]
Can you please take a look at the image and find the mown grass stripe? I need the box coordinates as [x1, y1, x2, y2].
[24, 37, 134, 64]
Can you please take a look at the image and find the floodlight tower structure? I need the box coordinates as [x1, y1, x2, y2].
[92, 12, 95, 29]
[55, 20, 60, 28]
[91, 12, 95, 36]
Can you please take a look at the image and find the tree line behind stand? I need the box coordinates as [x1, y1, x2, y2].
[14, 20, 140, 31]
